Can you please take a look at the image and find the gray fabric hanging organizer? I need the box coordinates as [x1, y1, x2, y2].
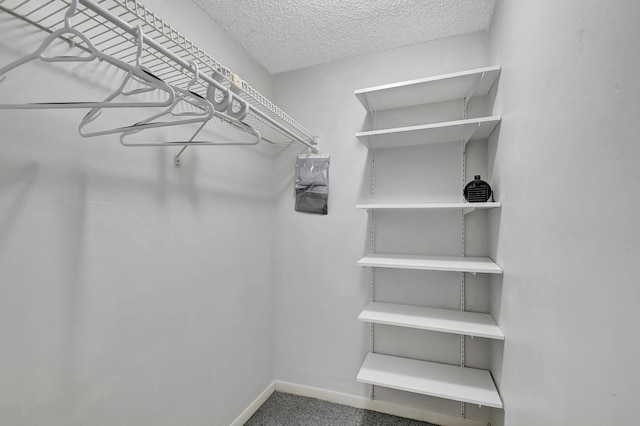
[295, 154, 330, 215]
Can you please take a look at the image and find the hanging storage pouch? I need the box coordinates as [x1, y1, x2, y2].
[295, 154, 330, 215]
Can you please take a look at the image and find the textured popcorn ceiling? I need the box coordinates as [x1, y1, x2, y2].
[192, 0, 495, 74]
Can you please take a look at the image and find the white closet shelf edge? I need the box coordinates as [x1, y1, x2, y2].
[359, 302, 504, 340]
[357, 253, 503, 274]
[354, 65, 501, 112]
[355, 116, 501, 150]
[357, 353, 503, 409]
[355, 202, 501, 210]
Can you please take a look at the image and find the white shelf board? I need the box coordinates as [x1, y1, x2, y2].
[356, 202, 501, 210]
[357, 253, 502, 274]
[357, 353, 503, 409]
[359, 302, 504, 340]
[355, 66, 501, 112]
[356, 116, 500, 150]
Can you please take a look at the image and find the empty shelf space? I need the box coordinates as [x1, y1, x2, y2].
[359, 302, 504, 340]
[357, 253, 503, 274]
[356, 202, 501, 211]
[357, 353, 503, 409]
[355, 66, 501, 112]
[356, 116, 500, 150]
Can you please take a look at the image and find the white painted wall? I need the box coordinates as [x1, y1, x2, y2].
[0, 1, 275, 425]
[487, 1, 640, 425]
[272, 32, 500, 422]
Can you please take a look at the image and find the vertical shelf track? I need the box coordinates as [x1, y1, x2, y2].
[368, 96, 376, 401]
[460, 123, 467, 419]
[459, 72, 481, 418]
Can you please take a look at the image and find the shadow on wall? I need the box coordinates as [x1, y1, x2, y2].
[486, 123, 502, 194]
[0, 160, 89, 417]
[0, 160, 39, 243]
[272, 142, 313, 199]
[58, 169, 89, 408]
[356, 148, 373, 205]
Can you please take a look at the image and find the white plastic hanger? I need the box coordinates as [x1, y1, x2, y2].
[78, 25, 180, 137]
[119, 109, 262, 147]
[205, 75, 249, 121]
[0, 0, 175, 109]
[118, 59, 261, 147]
[111, 59, 214, 144]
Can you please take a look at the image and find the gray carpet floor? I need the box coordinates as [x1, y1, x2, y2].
[244, 391, 439, 426]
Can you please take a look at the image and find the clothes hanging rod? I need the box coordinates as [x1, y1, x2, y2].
[76, 0, 318, 153]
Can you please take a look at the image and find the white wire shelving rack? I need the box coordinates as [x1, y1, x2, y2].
[0, 0, 318, 151]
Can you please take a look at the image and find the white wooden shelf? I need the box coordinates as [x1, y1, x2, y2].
[359, 302, 504, 340]
[357, 353, 503, 409]
[355, 66, 501, 112]
[356, 116, 500, 150]
[356, 202, 501, 212]
[357, 253, 502, 274]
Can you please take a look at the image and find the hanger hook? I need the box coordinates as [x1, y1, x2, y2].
[64, 0, 79, 29]
[225, 92, 249, 120]
[187, 60, 199, 90]
[135, 25, 144, 68]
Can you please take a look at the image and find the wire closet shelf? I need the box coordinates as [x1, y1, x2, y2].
[0, 0, 318, 151]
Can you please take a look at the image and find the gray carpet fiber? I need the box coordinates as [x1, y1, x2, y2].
[244, 391, 439, 426]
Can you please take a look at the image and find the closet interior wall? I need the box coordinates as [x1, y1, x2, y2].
[486, 0, 640, 425]
[0, 1, 277, 425]
[273, 31, 496, 423]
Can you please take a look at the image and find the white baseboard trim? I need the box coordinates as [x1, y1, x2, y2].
[229, 382, 276, 426]
[274, 380, 489, 426]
